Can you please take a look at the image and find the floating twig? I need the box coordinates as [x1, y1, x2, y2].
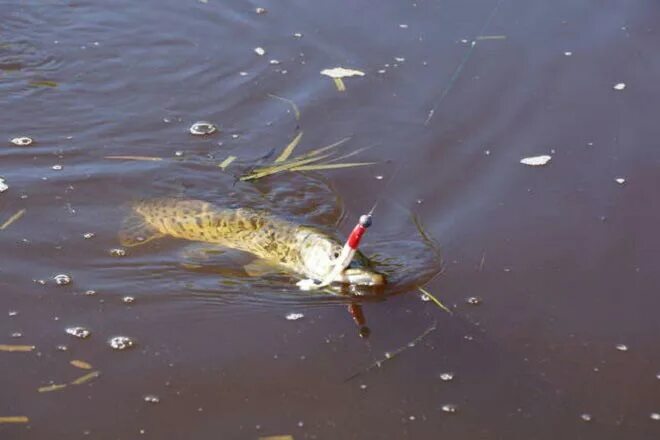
[0, 416, 29, 424]
[218, 155, 237, 170]
[70, 370, 100, 385]
[38, 383, 67, 393]
[70, 359, 93, 370]
[0, 208, 26, 230]
[0, 344, 35, 352]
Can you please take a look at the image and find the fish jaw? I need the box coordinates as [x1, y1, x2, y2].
[334, 268, 386, 286]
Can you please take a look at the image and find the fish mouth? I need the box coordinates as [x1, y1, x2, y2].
[337, 268, 386, 286]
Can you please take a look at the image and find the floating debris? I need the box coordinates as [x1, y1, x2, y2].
[615, 178, 626, 185]
[651, 413, 660, 421]
[66, 326, 91, 339]
[0, 416, 29, 424]
[218, 155, 236, 170]
[29, 80, 58, 88]
[0, 344, 35, 352]
[10, 137, 33, 146]
[143, 395, 160, 404]
[441, 404, 458, 414]
[109, 248, 126, 257]
[122, 296, 135, 304]
[564, 51, 573, 56]
[417, 286, 452, 314]
[615, 343, 628, 352]
[520, 155, 552, 166]
[580, 413, 593, 422]
[0, 177, 8, 193]
[399, 24, 409, 29]
[51, 164, 63, 171]
[466, 296, 482, 306]
[108, 336, 135, 350]
[285, 312, 304, 321]
[70, 359, 93, 370]
[83, 232, 95, 239]
[320, 67, 365, 91]
[105, 155, 163, 161]
[476, 35, 507, 41]
[0, 209, 26, 230]
[613, 82, 626, 91]
[274, 131, 304, 163]
[254, 46, 266, 56]
[70, 370, 100, 385]
[293, 32, 303, 38]
[8, 311, 18, 317]
[53, 274, 72, 285]
[255, 7, 267, 14]
[84, 289, 96, 296]
[189, 121, 217, 136]
[259, 436, 294, 440]
[439, 372, 455, 382]
[38, 383, 67, 393]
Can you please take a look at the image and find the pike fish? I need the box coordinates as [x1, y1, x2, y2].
[119, 198, 385, 286]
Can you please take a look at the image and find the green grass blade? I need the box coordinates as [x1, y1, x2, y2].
[274, 131, 303, 163]
[290, 162, 376, 171]
[218, 155, 237, 170]
[293, 137, 351, 161]
[268, 94, 301, 120]
[418, 286, 452, 315]
[240, 152, 334, 181]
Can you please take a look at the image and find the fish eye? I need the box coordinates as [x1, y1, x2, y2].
[333, 251, 340, 259]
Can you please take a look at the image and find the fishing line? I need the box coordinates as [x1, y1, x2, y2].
[424, 0, 504, 125]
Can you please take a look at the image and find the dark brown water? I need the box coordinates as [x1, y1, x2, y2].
[2, 0, 660, 438]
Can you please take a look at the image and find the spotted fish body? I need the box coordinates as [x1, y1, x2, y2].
[120, 198, 385, 286]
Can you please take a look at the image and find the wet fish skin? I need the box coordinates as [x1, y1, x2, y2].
[121, 198, 385, 286]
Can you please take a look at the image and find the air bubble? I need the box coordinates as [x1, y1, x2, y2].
[66, 326, 91, 339]
[109, 335, 135, 350]
[189, 121, 218, 136]
[54, 274, 72, 285]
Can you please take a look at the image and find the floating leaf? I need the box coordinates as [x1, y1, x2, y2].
[520, 155, 551, 166]
[38, 383, 67, 393]
[70, 371, 100, 385]
[417, 286, 452, 315]
[0, 209, 26, 230]
[29, 80, 58, 88]
[218, 155, 237, 170]
[274, 131, 303, 163]
[70, 359, 93, 370]
[0, 344, 35, 352]
[105, 155, 163, 161]
[0, 416, 29, 424]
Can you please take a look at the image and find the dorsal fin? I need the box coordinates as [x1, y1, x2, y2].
[118, 212, 164, 247]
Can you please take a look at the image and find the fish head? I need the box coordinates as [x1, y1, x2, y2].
[298, 229, 385, 286]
